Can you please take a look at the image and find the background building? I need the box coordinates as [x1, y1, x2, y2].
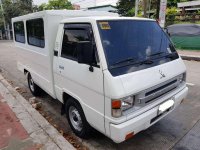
[178, 0, 200, 14]
[88, 4, 117, 12]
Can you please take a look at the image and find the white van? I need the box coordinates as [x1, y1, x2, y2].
[12, 10, 188, 143]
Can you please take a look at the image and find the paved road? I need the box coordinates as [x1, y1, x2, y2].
[1, 40, 200, 150]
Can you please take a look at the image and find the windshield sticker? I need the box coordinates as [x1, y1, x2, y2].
[99, 22, 111, 30]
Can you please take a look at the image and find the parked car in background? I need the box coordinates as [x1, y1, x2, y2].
[167, 24, 200, 50]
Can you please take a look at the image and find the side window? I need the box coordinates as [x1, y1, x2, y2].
[61, 27, 90, 60]
[14, 21, 25, 43]
[26, 18, 45, 48]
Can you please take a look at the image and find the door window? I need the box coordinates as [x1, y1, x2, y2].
[61, 24, 99, 64]
[61, 28, 89, 60]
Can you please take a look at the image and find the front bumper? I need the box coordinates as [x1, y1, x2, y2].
[110, 87, 188, 143]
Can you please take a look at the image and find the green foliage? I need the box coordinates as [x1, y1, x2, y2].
[0, 19, 4, 30]
[116, 0, 135, 16]
[0, 0, 33, 25]
[167, 0, 181, 7]
[0, 3, 5, 29]
[127, 7, 135, 16]
[167, 0, 194, 8]
[38, 3, 48, 11]
[116, 0, 198, 19]
[38, 0, 73, 11]
[166, 7, 178, 26]
[166, 7, 177, 15]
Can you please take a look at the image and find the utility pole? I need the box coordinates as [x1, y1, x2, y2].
[0, 0, 6, 39]
[159, 0, 167, 28]
[135, 0, 139, 17]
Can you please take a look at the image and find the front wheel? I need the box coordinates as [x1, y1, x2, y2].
[27, 73, 41, 96]
[66, 98, 92, 139]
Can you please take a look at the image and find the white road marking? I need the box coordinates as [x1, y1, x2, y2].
[186, 82, 195, 86]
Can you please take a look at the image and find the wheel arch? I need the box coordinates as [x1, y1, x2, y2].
[61, 91, 84, 116]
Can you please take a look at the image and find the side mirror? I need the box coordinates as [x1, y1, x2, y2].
[77, 41, 94, 65]
[164, 28, 170, 36]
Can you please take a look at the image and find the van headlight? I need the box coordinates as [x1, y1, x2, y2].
[112, 96, 134, 118]
[121, 96, 134, 111]
[178, 72, 186, 83]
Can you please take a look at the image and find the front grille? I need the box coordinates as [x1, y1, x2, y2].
[145, 79, 177, 97]
[134, 75, 183, 106]
[144, 79, 178, 104]
[145, 87, 177, 103]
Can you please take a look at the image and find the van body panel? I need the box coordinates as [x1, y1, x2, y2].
[12, 10, 118, 100]
[103, 58, 186, 127]
[53, 57, 105, 133]
[12, 12, 188, 143]
[110, 87, 188, 143]
[53, 20, 108, 133]
[119, 58, 186, 97]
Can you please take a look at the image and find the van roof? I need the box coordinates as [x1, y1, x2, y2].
[12, 10, 118, 21]
[60, 16, 155, 23]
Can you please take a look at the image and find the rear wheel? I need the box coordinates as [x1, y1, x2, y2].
[66, 98, 92, 139]
[27, 73, 42, 96]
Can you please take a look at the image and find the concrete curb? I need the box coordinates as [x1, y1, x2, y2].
[180, 55, 200, 61]
[0, 74, 75, 150]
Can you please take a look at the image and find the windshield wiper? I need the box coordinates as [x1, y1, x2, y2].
[110, 58, 154, 69]
[112, 57, 136, 66]
[165, 52, 178, 59]
[139, 59, 154, 65]
[149, 51, 165, 57]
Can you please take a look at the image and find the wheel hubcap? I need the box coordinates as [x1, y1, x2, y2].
[29, 77, 34, 92]
[69, 106, 83, 131]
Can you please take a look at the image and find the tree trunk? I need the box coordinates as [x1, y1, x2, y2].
[143, 0, 147, 18]
[156, 0, 160, 19]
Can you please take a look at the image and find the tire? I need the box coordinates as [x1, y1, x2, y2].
[27, 73, 42, 96]
[66, 98, 92, 139]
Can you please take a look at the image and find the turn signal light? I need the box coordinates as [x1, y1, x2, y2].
[112, 100, 121, 109]
[112, 100, 122, 117]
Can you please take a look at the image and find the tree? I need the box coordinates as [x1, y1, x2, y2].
[143, 0, 148, 18]
[116, 0, 151, 17]
[38, 0, 73, 11]
[117, 0, 193, 18]
[0, 17, 4, 31]
[38, 3, 48, 11]
[0, 8, 3, 25]
[1, 0, 33, 25]
[116, 0, 135, 16]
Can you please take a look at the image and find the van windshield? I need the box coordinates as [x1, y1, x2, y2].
[97, 20, 179, 76]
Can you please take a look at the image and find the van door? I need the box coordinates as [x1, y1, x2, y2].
[53, 23, 105, 134]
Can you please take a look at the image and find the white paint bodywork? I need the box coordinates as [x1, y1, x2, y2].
[12, 10, 117, 98]
[13, 12, 188, 143]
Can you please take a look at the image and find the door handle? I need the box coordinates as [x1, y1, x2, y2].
[59, 65, 64, 70]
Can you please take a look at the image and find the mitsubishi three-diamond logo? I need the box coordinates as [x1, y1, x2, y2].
[159, 69, 166, 79]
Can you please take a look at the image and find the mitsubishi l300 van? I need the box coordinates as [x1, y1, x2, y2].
[12, 10, 188, 143]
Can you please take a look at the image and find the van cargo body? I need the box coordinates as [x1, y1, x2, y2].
[12, 10, 188, 143]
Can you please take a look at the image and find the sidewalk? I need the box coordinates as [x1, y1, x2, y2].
[178, 50, 200, 61]
[0, 74, 75, 150]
